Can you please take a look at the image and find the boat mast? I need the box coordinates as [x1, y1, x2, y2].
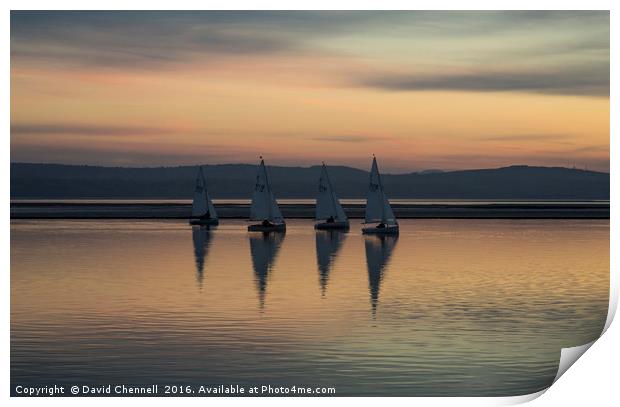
[323, 162, 339, 218]
[261, 157, 273, 221]
[373, 155, 386, 223]
[199, 166, 208, 214]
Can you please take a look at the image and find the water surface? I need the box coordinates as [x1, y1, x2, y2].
[11, 219, 609, 396]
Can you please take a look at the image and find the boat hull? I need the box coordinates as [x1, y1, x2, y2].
[247, 223, 287, 232]
[362, 224, 399, 235]
[314, 221, 350, 230]
[189, 218, 219, 226]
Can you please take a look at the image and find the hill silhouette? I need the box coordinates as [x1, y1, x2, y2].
[10, 163, 609, 200]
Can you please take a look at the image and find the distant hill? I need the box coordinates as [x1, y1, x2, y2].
[10, 163, 609, 199]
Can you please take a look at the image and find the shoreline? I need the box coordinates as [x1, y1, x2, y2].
[10, 202, 610, 220]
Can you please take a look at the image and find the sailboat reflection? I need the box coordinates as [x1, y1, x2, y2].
[364, 234, 399, 316]
[315, 230, 347, 297]
[192, 226, 214, 289]
[249, 231, 285, 309]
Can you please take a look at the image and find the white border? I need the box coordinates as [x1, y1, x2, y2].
[4, 1, 617, 406]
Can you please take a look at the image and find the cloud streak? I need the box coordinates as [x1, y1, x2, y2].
[360, 65, 609, 97]
[10, 12, 303, 70]
[11, 124, 172, 136]
[475, 134, 571, 142]
[11, 11, 609, 76]
[311, 135, 370, 143]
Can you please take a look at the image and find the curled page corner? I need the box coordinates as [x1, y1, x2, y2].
[496, 388, 548, 406]
[553, 341, 595, 384]
[602, 271, 618, 334]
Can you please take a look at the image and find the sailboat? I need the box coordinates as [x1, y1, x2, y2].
[189, 166, 219, 226]
[247, 157, 286, 232]
[362, 156, 399, 234]
[314, 162, 349, 230]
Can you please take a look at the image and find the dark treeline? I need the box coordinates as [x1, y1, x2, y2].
[10, 163, 609, 199]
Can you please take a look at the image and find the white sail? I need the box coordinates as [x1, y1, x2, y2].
[250, 159, 283, 223]
[365, 157, 384, 223]
[335, 196, 347, 221]
[206, 196, 218, 220]
[365, 157, 396, 224]
[201, 167, 218, 220]
[191, 167, 208, 217]
[316, 164, 347, 221]
[270, 196, 283, 222]
[192, 167, 217, 219]
[250, 161, 270, 220]
[382, 194, 396, 223]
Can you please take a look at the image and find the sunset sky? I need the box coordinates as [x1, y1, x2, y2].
[10, 11, 610, 172]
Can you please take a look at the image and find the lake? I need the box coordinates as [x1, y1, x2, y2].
[11, 219, 609, 396]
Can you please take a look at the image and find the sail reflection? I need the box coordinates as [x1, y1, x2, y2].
[192, 226, 214, 289]
[249, 231, 285, 309]
[364, 234, 399, 316]
[315, 230, 347, 297]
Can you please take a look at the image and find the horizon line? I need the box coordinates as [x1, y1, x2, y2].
[10, 161, 610, 175]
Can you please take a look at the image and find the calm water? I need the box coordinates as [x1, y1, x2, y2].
[11, 219, 609, 396]
[10, 198, 611, 205]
